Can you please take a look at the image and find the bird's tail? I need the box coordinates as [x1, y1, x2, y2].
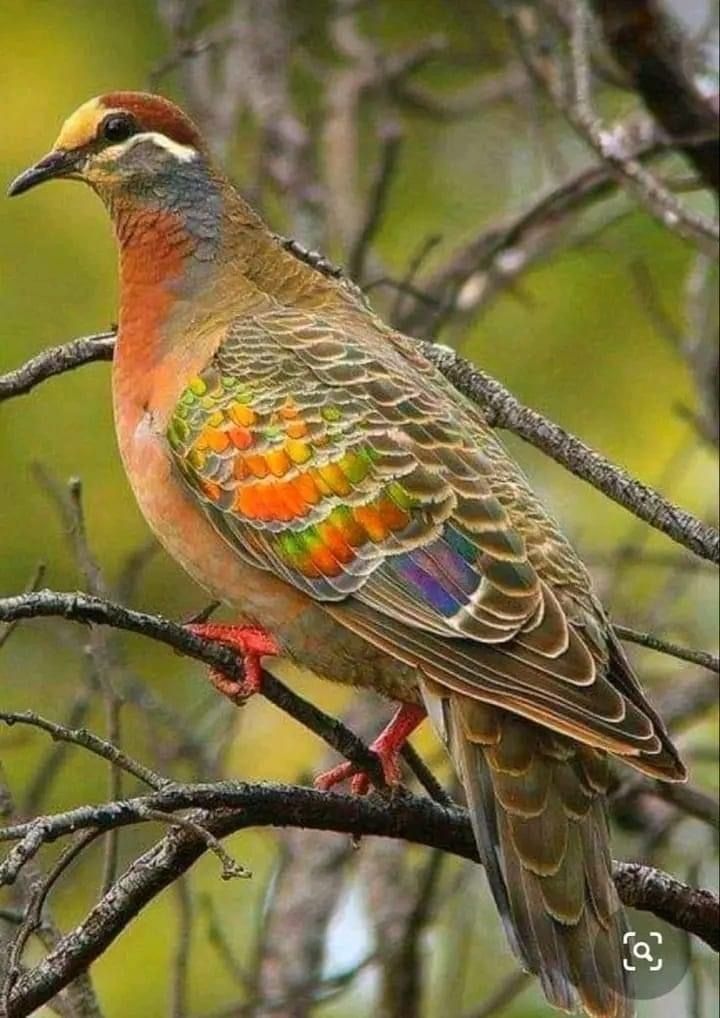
[428, 690, 634, 1018]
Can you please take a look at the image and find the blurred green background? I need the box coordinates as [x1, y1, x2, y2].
[0, 2, 717, 1016]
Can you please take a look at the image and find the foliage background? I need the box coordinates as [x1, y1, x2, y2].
[0, 1, 717, 1016]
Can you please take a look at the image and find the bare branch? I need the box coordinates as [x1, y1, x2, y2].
[2, 781, 717, 1017]
[23, 691, 94, 813]
[613, 861, 720, 951]
[400, 742, 453, 806]
[495, 1, 719, 255]
[0, 333, 114, 403]
[418, 342, 719, 564]
[613, 772, 719, 830]
[614, 624, 720, 674]
[0, 583, 714, 1009]
[3, 332, 716, 564]
[0, 775, 103, 1018]
[133, 807, 250, 881]
[591, 0, 719, 195]
[0, 564, 45, 652]
[0, 589, 388, 790]
[1, 830, 104, 1014]
[400, 118, 669, 333]
[348, 121, 403, 282]
[0, 711, 168, 791]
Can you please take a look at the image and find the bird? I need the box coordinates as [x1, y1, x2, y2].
[9, 92, 686, 1018]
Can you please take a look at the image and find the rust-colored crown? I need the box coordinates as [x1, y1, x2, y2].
[100, 92, 204, 149]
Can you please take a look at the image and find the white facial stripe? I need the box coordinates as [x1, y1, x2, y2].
[111, 131, 198, 163]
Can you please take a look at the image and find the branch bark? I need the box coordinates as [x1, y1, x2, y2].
[2, 782, 717, 1017]
[0, 589, 388, 790]
[1, 331, 716, 564]
[418, 342, 719, 565]
[0, 334, 115, 403]
[591, 0, 719, 195]
[495, 0, 719, 255]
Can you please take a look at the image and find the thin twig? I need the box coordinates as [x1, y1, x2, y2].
[0, 711, 168, 791]
[614, 624, 719, 674]
[399, 125, 685, 333]
[0, 333, 114, 403]
[0, 564, 46, 652]
[0, 775, 103, 1018]
[613, 773, 719, 829]
[562, 2, 719, 252]
[23, 691, 94, 813]
[0, 589, 388, 788]
[1, 829, 105, 1015]
[400, 743, 453, 805]
[495, 1, 719, 255]
[348, 122, 403, 281]
[169, 879, 193, 1018]
[134, 807, 251, 881]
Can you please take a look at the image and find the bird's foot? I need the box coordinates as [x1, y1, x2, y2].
[186, 623, 279, 704]
[315, 703, 426, 796]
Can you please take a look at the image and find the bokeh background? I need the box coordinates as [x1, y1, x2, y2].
[0, 2, 718, 1016]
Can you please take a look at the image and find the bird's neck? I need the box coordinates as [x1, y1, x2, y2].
[109, 165, 347, 427]
[112, 167, 232, 341]
[110, 168, 263, 385]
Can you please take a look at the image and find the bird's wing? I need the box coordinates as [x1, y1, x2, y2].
[166, 303, 683, 778]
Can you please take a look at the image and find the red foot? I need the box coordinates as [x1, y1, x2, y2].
[315, 703, 426, 796]
[187, 623, 279, 704]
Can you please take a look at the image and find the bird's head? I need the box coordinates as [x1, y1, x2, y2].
[8, 92, 208, 200]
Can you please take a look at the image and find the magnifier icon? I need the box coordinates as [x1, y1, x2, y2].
[633, 941, 654, 964]
[622, 931, 664, 973]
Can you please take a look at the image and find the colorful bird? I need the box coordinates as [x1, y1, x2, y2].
[9, 93, 686, 1018]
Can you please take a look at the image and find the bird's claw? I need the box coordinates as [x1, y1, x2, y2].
[314, 746, 403, 796]
[186, 622, 279, 704]
[314, 703, 425, 796]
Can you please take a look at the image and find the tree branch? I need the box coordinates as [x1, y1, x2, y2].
[0, 588, 388, 791]
[2, 781, 717, 1017]
[0, 587, 717, 1013]
[591, 0, 719, 195]
[495, 0, 719, 255]
[418, 342, 719, 564]
[398, 121, 669, 333]
[613, 861, 720, 953]
[0, 334, 115, 403]
[2, 332, 716, 563]
[613, 624, 719, 674]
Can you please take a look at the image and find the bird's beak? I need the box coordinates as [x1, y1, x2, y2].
[7, 149, 82, 197]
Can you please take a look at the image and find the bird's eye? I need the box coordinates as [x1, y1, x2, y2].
[100, 114, 136, 144]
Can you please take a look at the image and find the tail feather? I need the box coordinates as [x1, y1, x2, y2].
[428, 688, 634, 1018]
